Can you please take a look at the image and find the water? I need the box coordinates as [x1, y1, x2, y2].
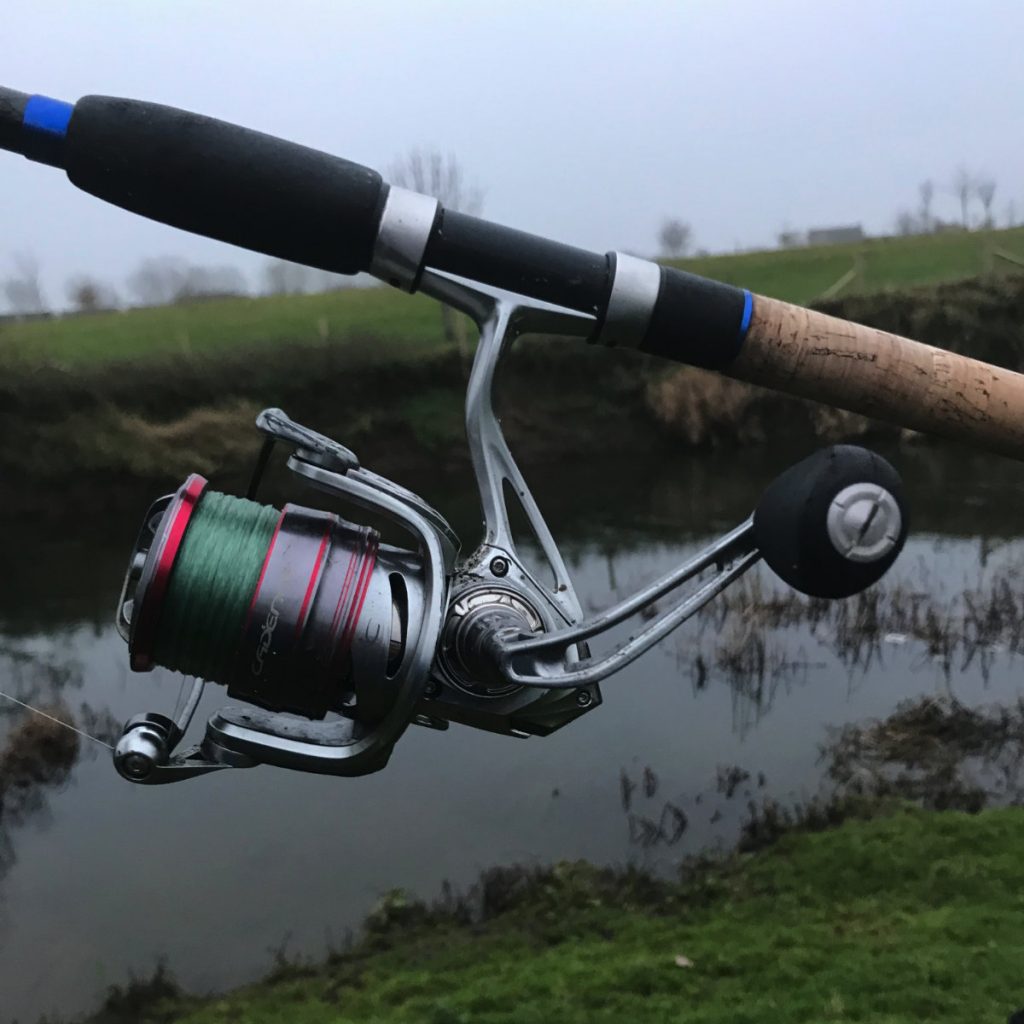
[1, 441, 1024, 1021]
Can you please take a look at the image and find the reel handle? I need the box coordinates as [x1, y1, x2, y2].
[753, 445, 907, 599]
[725, 295, 1024, 461]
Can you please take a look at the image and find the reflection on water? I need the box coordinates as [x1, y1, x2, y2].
[619, 765, 690, 849]
[1, 441, 1024, 1022]
[0, 649, 118, 907]
[824, 694, 1024, 811]
[0, 706, 78, 874]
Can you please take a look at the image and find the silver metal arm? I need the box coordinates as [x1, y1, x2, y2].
[113, 679, 251, 784]
[507, 520, 755, 656]
[419, 269, 594, 627]
[500, 545, 760, 689]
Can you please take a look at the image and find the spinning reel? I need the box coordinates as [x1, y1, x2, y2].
[113, 273, 908, 785]
[0, 83, 933, 785]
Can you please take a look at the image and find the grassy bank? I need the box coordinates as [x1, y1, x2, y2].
[1, 270, 1023, 520]
[0, 288, 447, 366]
[79, 807, 1024, 1024]
[671, 224, 1024, 306]
[3, 227, 1024, 366]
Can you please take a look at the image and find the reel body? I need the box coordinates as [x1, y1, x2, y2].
[113, 272, 908, 785]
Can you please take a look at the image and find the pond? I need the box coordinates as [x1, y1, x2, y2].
[1, 438, 1023, 1022]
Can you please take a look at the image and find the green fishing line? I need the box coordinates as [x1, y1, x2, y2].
[153, 491, 279, 684]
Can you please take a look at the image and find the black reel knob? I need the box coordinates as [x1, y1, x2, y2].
[753, 445, 908, 599]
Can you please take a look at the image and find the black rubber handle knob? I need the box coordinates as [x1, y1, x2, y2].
[65, 96, 386, 275]
[754, 445, 908, 599]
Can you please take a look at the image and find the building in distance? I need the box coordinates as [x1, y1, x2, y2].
[806, 225, 865, 246]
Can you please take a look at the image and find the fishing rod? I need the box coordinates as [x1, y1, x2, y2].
[0, 86, 1013, 785]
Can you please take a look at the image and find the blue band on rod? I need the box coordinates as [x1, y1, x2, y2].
[738, 289, 753, 340]
[23, 95, 73, 137]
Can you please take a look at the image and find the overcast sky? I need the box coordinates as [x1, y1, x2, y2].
[2, 1, 1023, 310]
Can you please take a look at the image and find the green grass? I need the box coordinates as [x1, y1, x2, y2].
[98, 808, 1024, 1024]
[5, 227, 1024, 368]
[0, 286, 447, 366]
[671, 225, 1024, 306]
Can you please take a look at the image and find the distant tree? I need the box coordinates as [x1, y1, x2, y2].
[658, 218, 692, 258]
[776, 229, 804, 249]
[178, 264, 247, 301]
[128, 257, 245, 306]
[127, 257, 189, 306]
[66, 276, 119, 313]
[895, 210, 919, 237]
[264, 260, 312, 296]
[975, 178, 997, 229]
[390, 148, 483, 352]
[1006, 200, 1018, 229]
[952, 167, 974, 229]
[918, 180, 934, 233]
[3, 253, 47, 316]
[390, 148, 484, 218]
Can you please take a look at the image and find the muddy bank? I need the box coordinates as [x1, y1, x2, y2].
[3, 274, 1023, 519]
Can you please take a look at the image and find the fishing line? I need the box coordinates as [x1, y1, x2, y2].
[0, 690, 113, 750]
[153, 491, 279, 685]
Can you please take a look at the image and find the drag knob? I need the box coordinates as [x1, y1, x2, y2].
[753, 445, 907, 598]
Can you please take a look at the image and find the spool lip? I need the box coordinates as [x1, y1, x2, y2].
[130, 474, 208, 671]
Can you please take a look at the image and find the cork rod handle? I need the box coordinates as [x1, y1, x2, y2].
[726, 294, 1024, 460]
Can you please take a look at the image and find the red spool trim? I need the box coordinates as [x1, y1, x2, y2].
[326, 528, 380, 673]
[130, 474, 208, 672]
[341, 533, 380, 653]
[294, 525, 332, 641]
[328, 541, 360, 640]
[242, 509, 287, 632]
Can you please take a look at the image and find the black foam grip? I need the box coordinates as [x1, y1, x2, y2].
[425, 209, 611, 316]
[0, 87, 29, 155]
[64, 96, 386, 275]
[753, 445, 908, 599]
[640, 267, 748, 368]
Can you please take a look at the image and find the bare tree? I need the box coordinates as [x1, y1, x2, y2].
[895, 210, 918, 237]
[66, 276, 119, 313]
[975, 178, 997, 229]
[128, 257, 245, 306]
[177, 264, 247, 301]
[389, 148, 484, 218]
[918, 180, 934, 233]
[264, 259, 312, 296]
[390, 148, 484, 352]
[658, 218, 692, 258]
[3, 253, 47, 316]
[776, 228, 804, 249]
[952, 167, 974, 229]
[127, 256, 190, 306]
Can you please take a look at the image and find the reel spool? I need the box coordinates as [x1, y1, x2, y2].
[111, 272, 910, 787]
[121, 475, 407, 722]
